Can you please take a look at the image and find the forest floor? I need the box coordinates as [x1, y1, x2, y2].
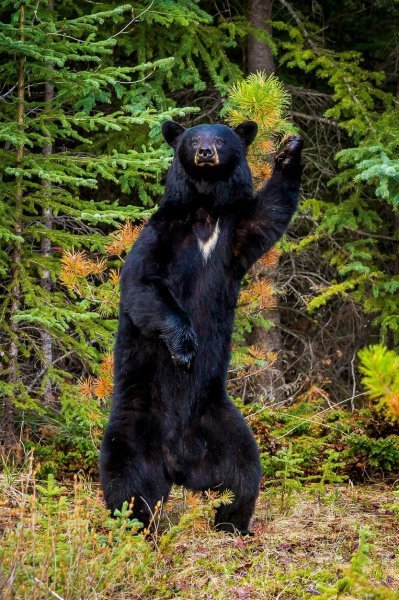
[0, 466, 398, 600]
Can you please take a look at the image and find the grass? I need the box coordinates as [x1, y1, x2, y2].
[1, 457, 398, 599]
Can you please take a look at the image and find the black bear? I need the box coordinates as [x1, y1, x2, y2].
[100, 120, 303, 534]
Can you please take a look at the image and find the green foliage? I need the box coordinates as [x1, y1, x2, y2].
[319, 528, 399, 599]
[0, 472, 152, 598]
[384, 489, 399, 516]
[24, 388, 106, 476]
[346, 434, 399, 473]
[0, 1, 175, 412]
[253, 399, 399, 482]
[313, 449, 348, 487]
[358, 344, 399, 419]
[335, 143, 399, 207]
[276, 11, 399, 346]
[273, 17, 393, 139]
[223, 71, 297, 186]
[262, 444, 305, 512]
[223, 71, 293, 136]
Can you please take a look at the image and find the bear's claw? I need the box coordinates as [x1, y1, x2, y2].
[275, 135, 303, 170]
[161, 316, 198, 371]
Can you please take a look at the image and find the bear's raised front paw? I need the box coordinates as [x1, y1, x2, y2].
[275, 135, 303, 171]
[162, 317, 198, 370]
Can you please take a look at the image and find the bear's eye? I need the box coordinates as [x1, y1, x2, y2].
[215, 138, 224, 146]
[191, 137, 200, 147]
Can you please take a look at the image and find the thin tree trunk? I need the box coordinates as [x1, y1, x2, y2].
[246, 0, 286, 404]
[40, 0, 55, 404]
[247, 0, 275, 75]
[388, 78, 399, 349]
[248, 261, 286, 403]
[4, 4, 25, 445]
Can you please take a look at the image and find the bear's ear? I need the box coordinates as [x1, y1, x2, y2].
[234, 121, 258, 148]
[162, 121, 186, 148]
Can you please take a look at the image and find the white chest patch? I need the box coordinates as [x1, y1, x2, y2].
[197, 219, 220, 262]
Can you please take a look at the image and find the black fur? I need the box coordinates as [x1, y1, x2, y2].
[99, 122, 303, 534]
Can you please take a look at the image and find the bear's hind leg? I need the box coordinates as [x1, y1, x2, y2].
[214, 484, 258, 535]
[213, 430, 261, 535]
[100, 411, 172, 528]
[185, 401, 261, 535]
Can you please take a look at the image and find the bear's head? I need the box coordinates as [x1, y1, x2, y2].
[162, 121, 258, 183]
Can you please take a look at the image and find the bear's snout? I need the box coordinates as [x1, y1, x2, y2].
[195, 144, 219, 166]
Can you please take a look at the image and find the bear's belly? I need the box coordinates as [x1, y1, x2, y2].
[167, 267, 240, 343]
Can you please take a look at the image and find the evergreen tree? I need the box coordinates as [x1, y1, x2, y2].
[273, 4, 399, 347]
[0, 1, 189, 441]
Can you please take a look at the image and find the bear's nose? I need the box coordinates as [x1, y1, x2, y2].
[198, 145, 215, 159]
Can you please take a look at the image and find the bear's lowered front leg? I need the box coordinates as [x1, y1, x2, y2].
[121, 252, 198, 369]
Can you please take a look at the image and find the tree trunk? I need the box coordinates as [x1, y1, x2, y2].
[388, 78, 399, 349]
[247, 261, 286, 403]
[246, 0, 286, 404]
[3, 3, 25, 446]
[40, 0, 55, 405]
[247, 0, 275, 75]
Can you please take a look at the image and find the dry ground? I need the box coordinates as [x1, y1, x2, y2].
[162, 484, 399, 599]
[0, 469, 398, 599]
